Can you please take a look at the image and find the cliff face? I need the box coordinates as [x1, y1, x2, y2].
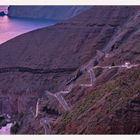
[8, 6, 90, 20]
[0, 6, 140, 134]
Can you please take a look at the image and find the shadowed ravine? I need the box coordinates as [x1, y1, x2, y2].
[0, 67, 77, 74]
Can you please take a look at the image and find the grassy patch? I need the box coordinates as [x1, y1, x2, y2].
[55, 67, 140, 133]
[56, 80, 118, 132]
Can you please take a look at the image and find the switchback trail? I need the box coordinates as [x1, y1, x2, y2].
[44, 62, 140, 111]
[34, 62, 139, 134]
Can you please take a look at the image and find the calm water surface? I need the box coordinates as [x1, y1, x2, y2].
[0, 16, 59, 44]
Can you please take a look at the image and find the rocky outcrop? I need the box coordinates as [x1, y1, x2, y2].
[8, 6, 90, 20]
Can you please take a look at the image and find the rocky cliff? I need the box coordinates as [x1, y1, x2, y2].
[8, 6, 90, 20]
[0, 6, 140, 134]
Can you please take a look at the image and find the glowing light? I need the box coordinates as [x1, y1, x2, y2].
[125, 62, 131, 66]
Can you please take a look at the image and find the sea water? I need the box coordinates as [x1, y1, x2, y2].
[0, 16, 59, 44]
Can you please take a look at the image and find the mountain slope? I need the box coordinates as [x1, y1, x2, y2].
[54, 67, 140, 134]
[0, 6, 140, 134]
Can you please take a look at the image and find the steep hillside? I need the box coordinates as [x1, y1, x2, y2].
[0, 6, 140, 134]
[54, 67, 140, 134]
[8, 6, 90, 20]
